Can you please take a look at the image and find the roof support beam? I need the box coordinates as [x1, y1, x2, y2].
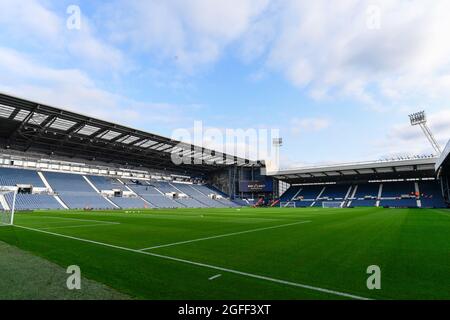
[0, 92, 259, 173]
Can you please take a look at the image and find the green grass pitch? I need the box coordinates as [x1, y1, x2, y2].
[0, 207, 449, 300]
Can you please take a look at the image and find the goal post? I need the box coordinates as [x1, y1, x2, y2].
[0, 188, 17, 226]
[280, 201, 296, 208]
[322, 201, 343, 209]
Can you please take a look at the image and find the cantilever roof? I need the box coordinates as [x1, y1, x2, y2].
[268, 157, 438, 183]
[436, 140, 450, 175]
[0, 92, 260, 175]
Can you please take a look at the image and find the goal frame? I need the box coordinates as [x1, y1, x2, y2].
[322, 201, 343, 209]
[0, 188, 17, 226]
[280, 201, 296, 208]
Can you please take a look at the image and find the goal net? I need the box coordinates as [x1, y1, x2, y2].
[322, 201, 343, 208]
[280, 201, 296, 208]
[0, 189, 17, 226]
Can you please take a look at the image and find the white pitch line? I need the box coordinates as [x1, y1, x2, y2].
[209, 274, 222, 281]
[40, 223, 120, 230]
[13, 224, 370, 300]
[139, 220, 311, 251]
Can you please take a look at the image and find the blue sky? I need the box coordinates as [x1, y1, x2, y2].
[1, 0, 450, 168]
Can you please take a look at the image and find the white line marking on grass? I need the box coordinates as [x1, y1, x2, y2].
[13, 224, 370, 300]
[209, 274, 222, 280]
[40, 223, 121, 230]
[139, 220, 311, 251]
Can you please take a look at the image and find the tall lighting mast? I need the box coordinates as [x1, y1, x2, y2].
[409, 111, 442, 155]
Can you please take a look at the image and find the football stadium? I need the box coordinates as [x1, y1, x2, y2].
[1, 2, 450, 309]
[0, 92, 449, 300]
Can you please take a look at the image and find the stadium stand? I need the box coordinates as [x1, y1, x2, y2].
[0, 168, 235, 211]
[1, 166, 437, 211]
[123, 179, 236, 209]
[43, 172, 115, 209]
[173, 183, 224, 208]
[198, 185, 238, 207]
[349, 199, 378, 207]
[192, 184, 237, 207]
[379, 198, 418, 208]
[121, 182, 178, 208]
[230, 198, 253, 206]
[419, 180, 447, 208]
[353, 183, 380, 198]
[158, 182, 206, 208]
[348, 183, 380, 207]
[88, 175, 127, 191]
[312, 201, 324, 207]
[1, 93, 448, 211]
[5, 193, 62, 210]
[319, 184, 351, 200]
[110, 196, 148, 209]
[278, 185, 326, 207]
[271, 154, 450, 209]
[296, 201, 315, 207]
[379, 181, 418, 208]
[279, 180, 447, 208]
[381, 181, 416, 198]
[87, 175, 148, 208]
[0, 92, 260, 211]
[296, 185, 324, 200]
[278, 186, 300, 202]
[0, 167, 45, 187]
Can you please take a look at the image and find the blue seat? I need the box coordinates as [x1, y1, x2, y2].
[44, 172, 114, 209]
[0, 167, 45, 187]
[5, 193, 63, 210]
[419, 181, 447, 208]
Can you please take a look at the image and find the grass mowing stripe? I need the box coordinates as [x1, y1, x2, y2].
[35, 216, 120, 225]
[139, 220, 312, 251]
[13, 224, 370, 300]
[40, 223, 121, 230]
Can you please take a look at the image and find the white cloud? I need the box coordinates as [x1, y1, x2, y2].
[102, 0, 269, 72]
[0, 47, 94, 87]
[0, 47, 191, 130]
[7, 0, 447, 107]
[65, 18, 127, 72]
[0, 0, 61, 42]
[374, 109, 450, 157]
[0, 0, 126, 72]
[2, 0, 450, 165]
[4, 0, 450, 108]
[233, 0, 450, 111]
[290, 117, 330, 134]
[96, 0, 450, 110]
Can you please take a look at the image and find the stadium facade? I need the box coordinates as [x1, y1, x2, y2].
[0, 92, 267, 210]
[0, 91, 450, 211]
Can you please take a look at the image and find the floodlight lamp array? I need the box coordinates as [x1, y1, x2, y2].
[409, 111, 426, 125]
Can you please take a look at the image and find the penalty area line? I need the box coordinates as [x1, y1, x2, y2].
[13, 224, 370, 301]
[139, 220, 312, 251]
[209, 274, 222, 280]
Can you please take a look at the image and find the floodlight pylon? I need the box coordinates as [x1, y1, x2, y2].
[408, 111, 442, 155]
